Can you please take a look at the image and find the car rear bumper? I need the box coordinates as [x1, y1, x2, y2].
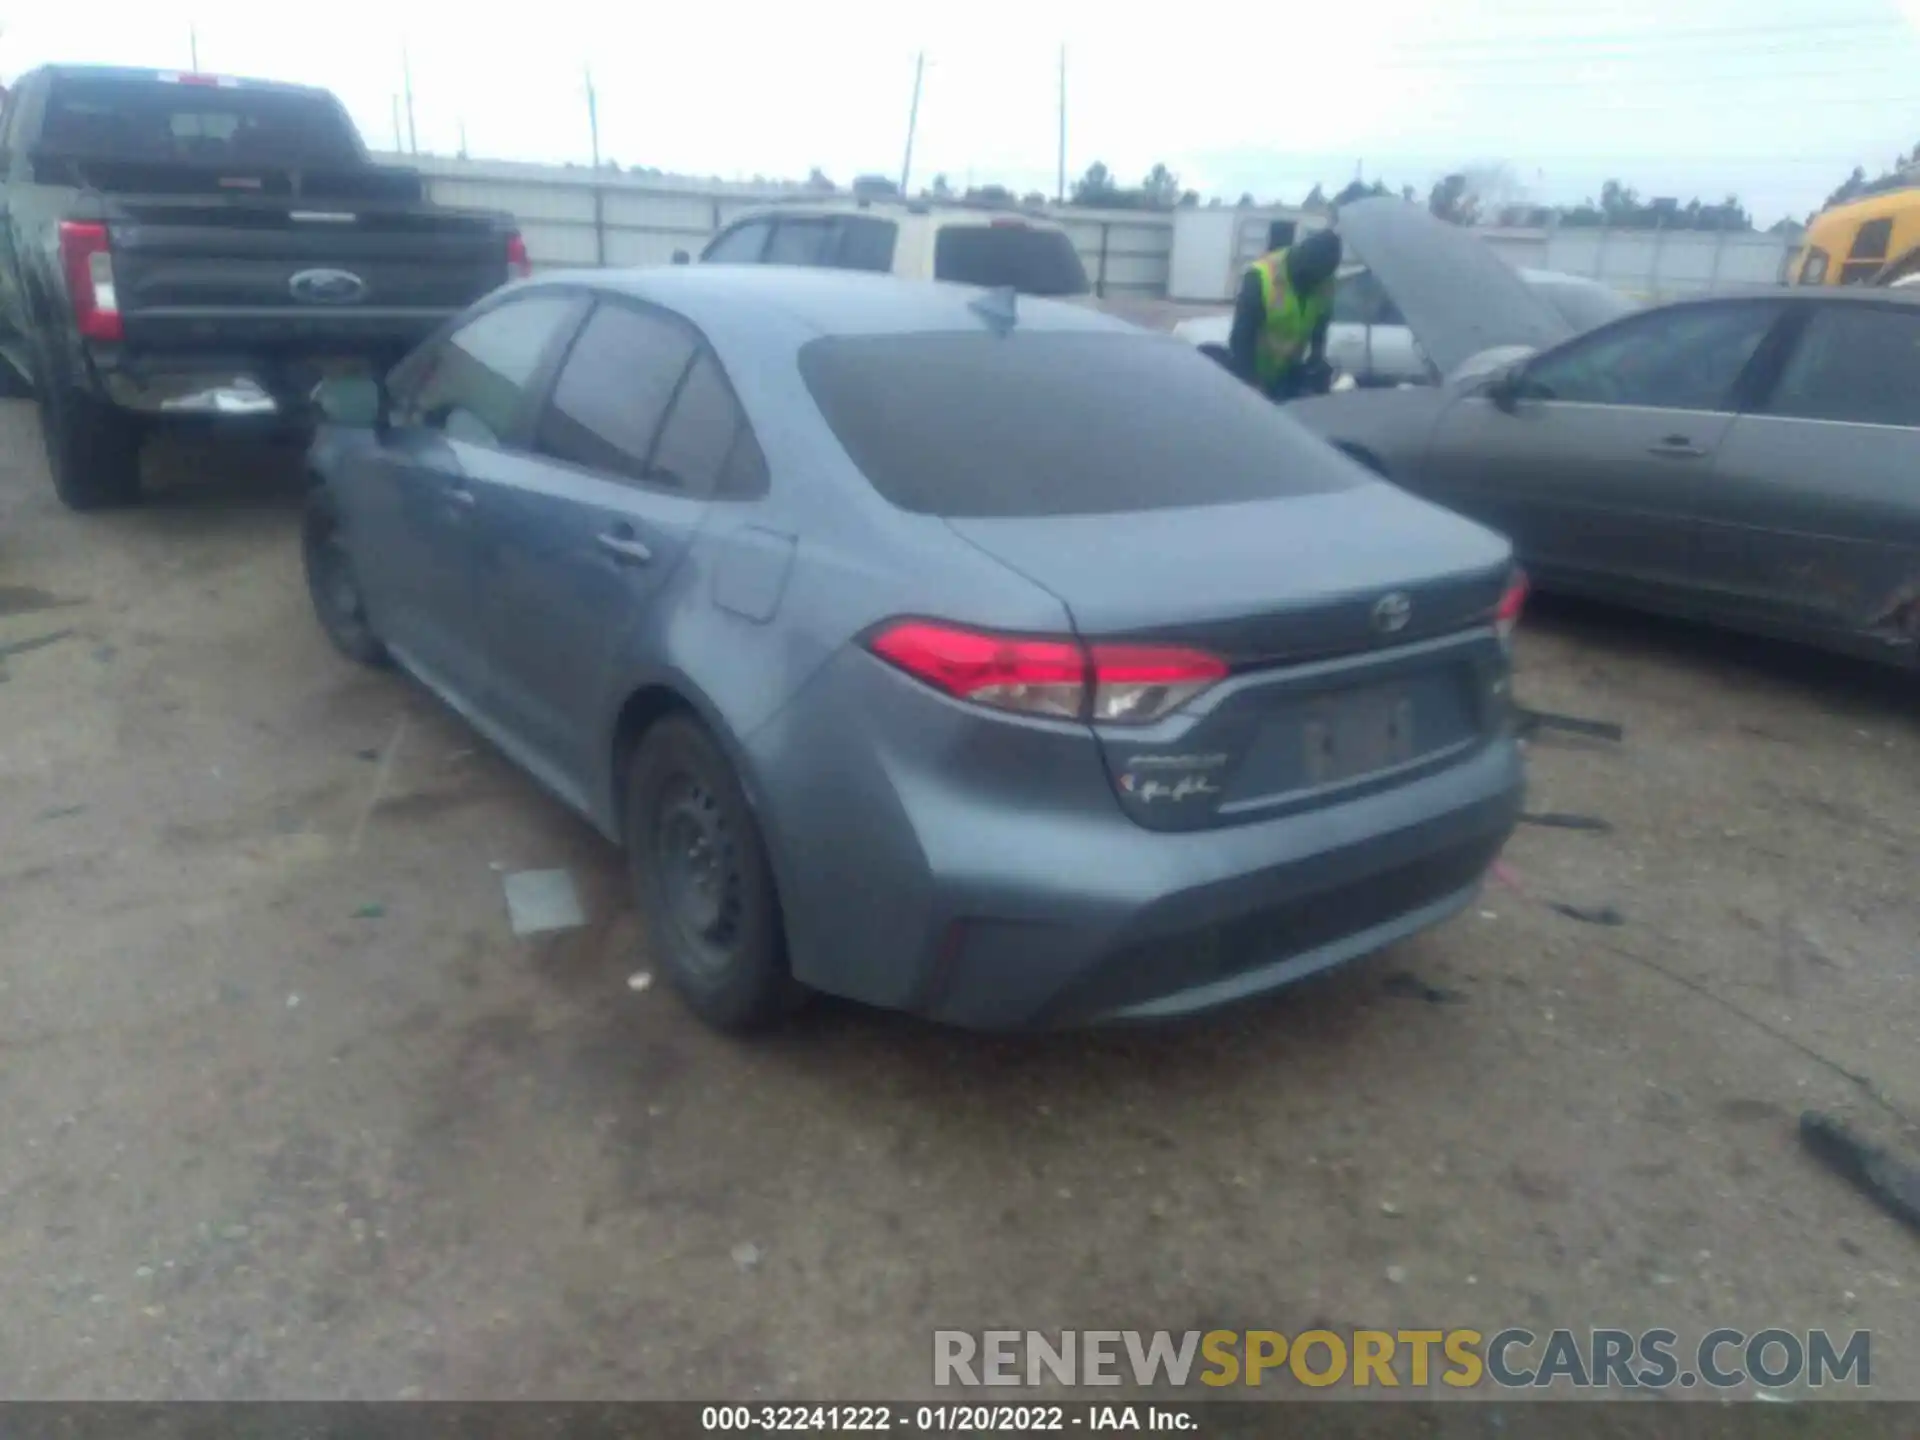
[915, 742, 1520, 1029]
[749, 651, 1524, 1032]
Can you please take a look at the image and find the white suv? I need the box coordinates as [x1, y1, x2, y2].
[685, 200, 1093, 298]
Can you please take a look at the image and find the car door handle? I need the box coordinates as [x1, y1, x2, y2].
[1647, 436, 1707, 459]
[596, 532, 653, 566]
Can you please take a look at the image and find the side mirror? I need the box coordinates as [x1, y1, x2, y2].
[671, 249, 691, 265]
[313, 374, 387, 432]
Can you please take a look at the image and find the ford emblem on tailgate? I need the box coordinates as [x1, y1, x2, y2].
[289, 268, 369, 304]
[1371, 591, 1412, 635]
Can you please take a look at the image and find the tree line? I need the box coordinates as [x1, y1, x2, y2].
[797, 148, 1920, 232]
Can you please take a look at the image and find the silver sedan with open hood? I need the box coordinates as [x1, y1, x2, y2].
[1288, 199, 1920, 667]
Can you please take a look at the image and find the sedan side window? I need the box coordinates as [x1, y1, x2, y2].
[533, 302, 697, 485]
[1520, 302, 1781, 412]
[649, 351, 769, 500]
[1763, 304, 1920, 429]
[702, 220, 771, 264]
[402, 294, 581, 448]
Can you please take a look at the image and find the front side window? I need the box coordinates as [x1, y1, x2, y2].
[765, 219, 838, 266]
[1520, 302, 1782, 411]
[403, 295, 581, 447]
[1841, 218, 1895, 284]
[1763, 304, 1920, 429]
[535, 303, 697, 484]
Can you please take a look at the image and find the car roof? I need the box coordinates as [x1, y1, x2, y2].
[527, 265, 1137, 341]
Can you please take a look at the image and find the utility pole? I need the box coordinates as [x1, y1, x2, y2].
[189, 24, 200, 71]
[585, 65, 600, 169]
[391, 95, 403, 153]
[1056, 44, 1067, 204]
[458, 118, 468, 159]
[899, 51, 924, 195]
[401, 43, 418, 155]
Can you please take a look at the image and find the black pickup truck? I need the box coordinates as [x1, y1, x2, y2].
[0, 65, 528, 508]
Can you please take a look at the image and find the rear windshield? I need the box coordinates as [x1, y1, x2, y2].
[41, 77, 365, 166]
[800, 332, 1362, 518]
[933, 225, 1090, 297]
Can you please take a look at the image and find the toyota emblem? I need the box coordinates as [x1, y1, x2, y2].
[1371, 591, 1413, 635]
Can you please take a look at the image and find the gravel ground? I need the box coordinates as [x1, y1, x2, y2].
[1, 399, 1916, 1402]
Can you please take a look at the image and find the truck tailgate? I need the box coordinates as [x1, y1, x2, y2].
[105, 197, 507, 349]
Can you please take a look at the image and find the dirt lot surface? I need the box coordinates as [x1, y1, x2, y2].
[2, 399, 1917, 1403]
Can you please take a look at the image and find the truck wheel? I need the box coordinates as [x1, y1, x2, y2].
[37, 361, 143, 510]
[624, 716, 801, 1032]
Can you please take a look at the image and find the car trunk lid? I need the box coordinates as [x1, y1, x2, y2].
[946, 486, 1516, 832]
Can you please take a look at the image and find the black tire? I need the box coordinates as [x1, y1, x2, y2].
[625, 716, 798, 1032]
[36, 353, 143, 510]
[301, 491, 387, 666]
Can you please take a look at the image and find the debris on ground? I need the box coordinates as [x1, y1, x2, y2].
[1549, 901, 1626, 927]
[1515, 706, 1626, 744]
[353, 904, 385, 920]
[503, 869, 586, 937]
[1383, 971, 1466, 1005]
[628, 971, 653, 993]
[731, 1242, 763, 1272]
[1520, 811, 1613, 833]
[35, 804, 86, 821]
[1799, 1111, 1920, 1234]
[1385, 1265, 1407, 1285]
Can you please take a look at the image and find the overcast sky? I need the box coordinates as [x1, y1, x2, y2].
[5, 0, 1918, 223]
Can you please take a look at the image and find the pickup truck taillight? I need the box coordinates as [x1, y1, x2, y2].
[506, 230, 532, 280]
[58, 222, 123, 342]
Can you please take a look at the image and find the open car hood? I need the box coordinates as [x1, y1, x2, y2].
[1336, 198, 1574, 376]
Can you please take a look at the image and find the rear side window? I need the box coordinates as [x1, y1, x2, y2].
[1764, 304, 1920, 428]
[407, 294, 581, 447]
[535, 304, 696, 483]
[800, 332, 1361, 518]
[834, 216, 898, 273]
[932, 225, 1089, 296]
[649, 352, 769, 499]
[40, 76, 363, 165]
[703, 220, 770, 263]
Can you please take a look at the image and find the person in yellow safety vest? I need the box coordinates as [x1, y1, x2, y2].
[1227, 228, 1343, 401]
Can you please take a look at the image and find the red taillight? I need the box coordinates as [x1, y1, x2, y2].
[867, 621, 1226, 724]
[1495, 569, 1529, 643]
[506, 231, 532, 280]
[58, 221, 122, 342]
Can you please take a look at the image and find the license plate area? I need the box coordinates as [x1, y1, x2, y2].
[1301, 685, 1416, 786]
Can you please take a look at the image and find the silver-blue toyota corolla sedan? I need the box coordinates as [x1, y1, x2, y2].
[302, 266, 1527, 1032]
